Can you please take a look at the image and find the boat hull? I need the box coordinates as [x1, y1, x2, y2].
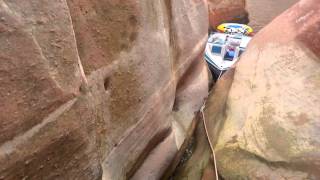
[204, 55, 226, 78]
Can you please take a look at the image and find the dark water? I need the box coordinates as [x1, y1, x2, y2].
[247, 0, 299, 32]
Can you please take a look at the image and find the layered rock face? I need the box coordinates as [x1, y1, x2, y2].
[0, 0, 209, 179]
[206, 0, 320, 179]
[208, 0, 249, 29]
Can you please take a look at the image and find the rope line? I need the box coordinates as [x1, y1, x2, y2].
[200, 103, 219, 180]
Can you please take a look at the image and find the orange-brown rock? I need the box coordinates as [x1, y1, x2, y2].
[208, 0, 249, 29]
[206, 0, 320, 179]
[0, 0, 209, 179]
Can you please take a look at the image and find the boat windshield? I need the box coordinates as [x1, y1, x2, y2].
[228, 38, 241, 46]
[233, 34, 243, 39]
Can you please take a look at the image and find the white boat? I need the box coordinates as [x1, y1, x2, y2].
[204, 32, 252, 77]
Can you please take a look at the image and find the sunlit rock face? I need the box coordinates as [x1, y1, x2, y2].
[210, 0, 320, 179]
[0, 0, 209, 179]
[208, 0, 249, 29]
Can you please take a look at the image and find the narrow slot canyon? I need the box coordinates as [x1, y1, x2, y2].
[0, 0, 319, 180]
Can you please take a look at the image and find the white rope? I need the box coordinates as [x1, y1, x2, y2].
[200, 103, 219, 180]
[218, 70, 223, 80]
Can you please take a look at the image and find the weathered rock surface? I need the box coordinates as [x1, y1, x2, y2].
[173, 67, 235, 180]
[171, 118, 212, 180]
[0, 0, 209, 179]
[206, 0, 320, 179]
[208, 0, 249, 29]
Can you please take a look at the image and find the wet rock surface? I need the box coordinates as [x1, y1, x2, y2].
[0, 0, 209, 179]
[205, 0, 320, 179]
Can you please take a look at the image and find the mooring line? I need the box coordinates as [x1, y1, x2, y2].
[200, 102, 219, 180]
